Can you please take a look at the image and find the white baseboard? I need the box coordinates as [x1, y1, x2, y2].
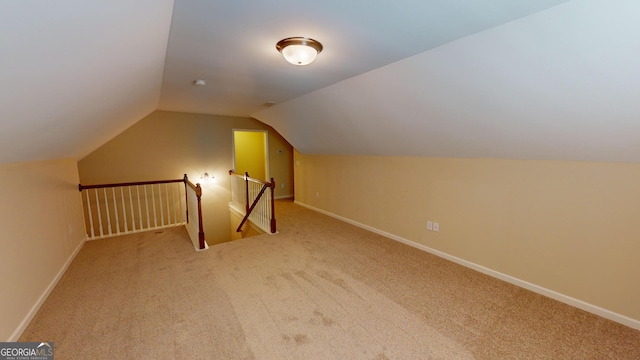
[294, 201, 640, 331]
[8, 236, 87, 341]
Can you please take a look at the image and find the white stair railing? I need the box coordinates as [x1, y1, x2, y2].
[79, 175, 206, 250]
[228, 170, 276, 234]
[230, 172, 246, 209]
[247, 180, 271, 231]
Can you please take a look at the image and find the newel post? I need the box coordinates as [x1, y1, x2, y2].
[270, 177, 276, 233]
[183, 174, 189, 223]
[195, 183, 205, 250]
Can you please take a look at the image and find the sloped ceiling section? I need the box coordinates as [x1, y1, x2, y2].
[253, 0, 640, 163]
[0, 0, 174, 164]
[159, 0, 567, 118]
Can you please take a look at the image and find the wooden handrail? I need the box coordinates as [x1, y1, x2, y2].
[229, 170, 275, 187]
[185, 177, 200, 192]
[79, 178, 184, 191]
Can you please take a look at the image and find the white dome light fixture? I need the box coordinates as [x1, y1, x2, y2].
[276, 37, 323, 66]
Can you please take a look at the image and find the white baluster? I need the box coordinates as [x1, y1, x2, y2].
[128, 186, 136, 232]
[103, 188, 112, 235]
[264, 191, 268, 226]
[158, 184, 165, 227]
[264, 193, 268, 228]
[144, 185, 151, 230]
[120, 187, 128, 233]
[254, 191, 259, 224]
[269, 193, 273, 220]
[158, 184, 164, 226]
[165, 183, 171, 226]
[112, 187, 120, 234]
[171, 182, 177, 224]
[151, 185, 158, 228]
[136, 186, 143, 231]
[178, 183, 184, 223]
[262, 192, 267, 228]
[95, 189, 104, 237]
[241, 178, 245, 208]
[85, 190, 96, 238]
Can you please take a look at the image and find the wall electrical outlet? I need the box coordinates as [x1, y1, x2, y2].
[433, 222, 440, 232]
[316, 192, 320, 198]
[427, 221, 433, 231]
[281, 183, 285, 188]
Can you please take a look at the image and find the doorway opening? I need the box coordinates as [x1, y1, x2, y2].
[232, 129, 269, 181]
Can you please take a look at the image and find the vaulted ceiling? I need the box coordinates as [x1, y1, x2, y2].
[0, 0, 174, 163]
[2, 0, 639, 164]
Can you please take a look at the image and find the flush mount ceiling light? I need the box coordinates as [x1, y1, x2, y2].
[276, 37, 323, 66]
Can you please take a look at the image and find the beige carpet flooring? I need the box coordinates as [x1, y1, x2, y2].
[20, 200, 640, 359]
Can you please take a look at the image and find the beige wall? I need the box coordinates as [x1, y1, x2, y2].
[78, 111, 293, 245]
[0, 158, 86, 341]
[294, 152, 640, 322]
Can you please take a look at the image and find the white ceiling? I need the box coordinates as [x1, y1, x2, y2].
[254, 0, 640, 162]
[0, 0, 173, 163]
[159, 0, 567, 117]
[2, 0, 640, 164]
